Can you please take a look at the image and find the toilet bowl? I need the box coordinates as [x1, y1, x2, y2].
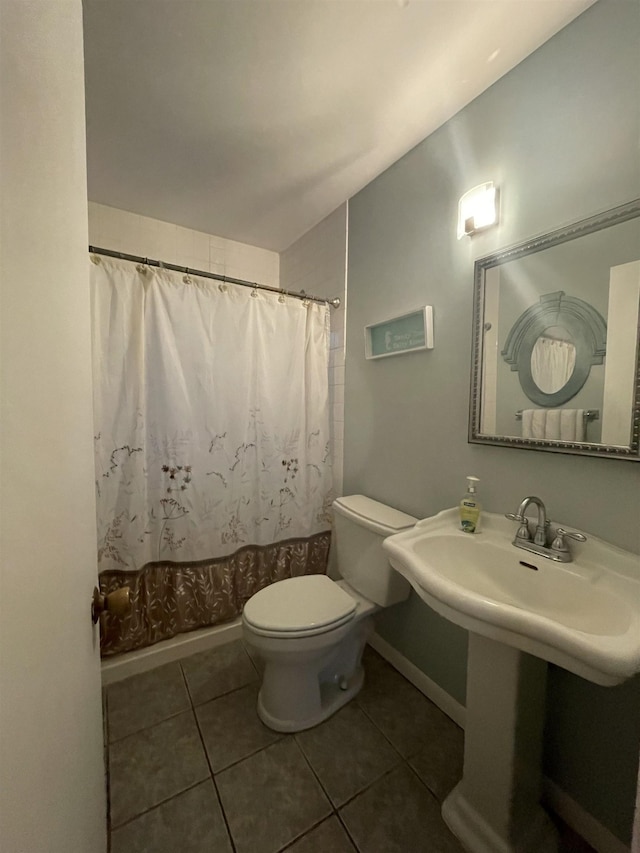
[242, 495, 417, 732]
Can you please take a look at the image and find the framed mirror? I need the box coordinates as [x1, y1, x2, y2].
[469, 199, 640, 460]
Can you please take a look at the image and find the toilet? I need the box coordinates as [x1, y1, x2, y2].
[242, 495, 417, 732]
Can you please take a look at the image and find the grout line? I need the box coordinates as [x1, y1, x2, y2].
[404, 759, 449, 810]
[212, 731, 287, 776]
[179, 658, 196, 706]
[335, 764, 413, 853]
[180, 644, 260, 709]
[185, 662, 238, 853]
[241, 639, 262, 677]
[354, 697, 406, 759]
[188, 677, 261, 709]
[291, 735, 335, 809]
[109, 779, 213, 833]
[291, 719, 407, 850]
[178, 656, 193, 706]
[107, 704, 192, 745]
[335, 810, 360, 852]
[405, 749, 458, 806]
[275, 813, 339, 853]
[335, 762, 404, 812]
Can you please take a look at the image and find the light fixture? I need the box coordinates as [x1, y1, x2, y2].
[457, 182, 499, 238]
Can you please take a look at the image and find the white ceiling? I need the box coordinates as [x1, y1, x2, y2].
[83, 0, 594, 252]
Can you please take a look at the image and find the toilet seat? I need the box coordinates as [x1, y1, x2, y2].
[242, 575, 357, 639]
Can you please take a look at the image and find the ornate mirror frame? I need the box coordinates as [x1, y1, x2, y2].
[469, 199, 640, 460]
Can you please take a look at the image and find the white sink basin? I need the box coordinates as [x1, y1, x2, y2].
[383, 508, 640, 686]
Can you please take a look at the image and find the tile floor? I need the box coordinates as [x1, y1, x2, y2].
[104, 640, 595, 853]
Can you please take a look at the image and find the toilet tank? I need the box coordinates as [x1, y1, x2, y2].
[333, 495, 417, 607]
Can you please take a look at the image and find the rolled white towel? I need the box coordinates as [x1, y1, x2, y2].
[560, 409, 585, 441]
[544, 409, 562, 440]
[531, 409, 547, 439]
[522, 409, 536, 439]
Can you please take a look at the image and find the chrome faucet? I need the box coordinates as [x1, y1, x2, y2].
[506, 496, 586, 562]
[515, 496, 548, 546]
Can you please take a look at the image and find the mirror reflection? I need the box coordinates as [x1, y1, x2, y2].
[530, 327, 575, 395]
[470, 199, 640, 460]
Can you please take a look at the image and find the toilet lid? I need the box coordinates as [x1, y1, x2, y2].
[243, 575, 357, 635]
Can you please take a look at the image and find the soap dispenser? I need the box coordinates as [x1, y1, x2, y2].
[459, 476, 482, 533]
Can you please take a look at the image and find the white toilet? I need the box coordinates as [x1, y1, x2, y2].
[242, 495, 417, 732]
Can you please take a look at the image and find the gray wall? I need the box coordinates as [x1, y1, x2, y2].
[344, 0, 640, 844]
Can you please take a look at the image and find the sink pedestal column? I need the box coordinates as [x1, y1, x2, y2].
[442, 633, 559, 853]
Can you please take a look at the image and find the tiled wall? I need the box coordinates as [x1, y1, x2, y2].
[280, 204, 348, 497]
[88, 202, 279, 286]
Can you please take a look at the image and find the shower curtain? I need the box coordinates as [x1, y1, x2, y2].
[91, 257, 333, 656]
[530, 335, 576, 394]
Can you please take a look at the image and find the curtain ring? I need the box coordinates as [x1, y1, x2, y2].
[278, 293, 286, 304]
[218, 283, 228, 293]
[251, 285, 259, 298]
[90, 254, 101, 265]
[183, 273, 192, 285]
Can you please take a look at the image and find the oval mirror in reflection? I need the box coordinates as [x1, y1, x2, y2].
[530, 325, 576, 394]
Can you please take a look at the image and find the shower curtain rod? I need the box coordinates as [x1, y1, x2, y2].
[89, 246, 341, 308]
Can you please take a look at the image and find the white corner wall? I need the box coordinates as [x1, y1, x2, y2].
[601, 261, 640, 446]
[0, 4, 106, 851]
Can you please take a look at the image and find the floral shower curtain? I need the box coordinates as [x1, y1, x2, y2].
[91, 257, 333, 656]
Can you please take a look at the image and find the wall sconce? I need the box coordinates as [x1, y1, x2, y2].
[457, 182, 500, 238]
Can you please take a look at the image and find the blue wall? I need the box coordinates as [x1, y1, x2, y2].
[344, 1, 640, 843]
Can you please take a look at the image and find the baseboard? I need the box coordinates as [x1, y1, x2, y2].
[101, 618, 243, 685]
[368, 631, 466, 729]
[369, 631, 629, 853]
[543, 778, 630, 853]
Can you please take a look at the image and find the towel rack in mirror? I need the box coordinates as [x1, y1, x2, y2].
[515, 410, 599, 421]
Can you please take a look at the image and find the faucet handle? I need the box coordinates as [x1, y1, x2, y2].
[505, 512, 531, 541]
[551, 527, 587, 553]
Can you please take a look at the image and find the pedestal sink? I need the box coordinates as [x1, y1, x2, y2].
[383, 508, 640, 853]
